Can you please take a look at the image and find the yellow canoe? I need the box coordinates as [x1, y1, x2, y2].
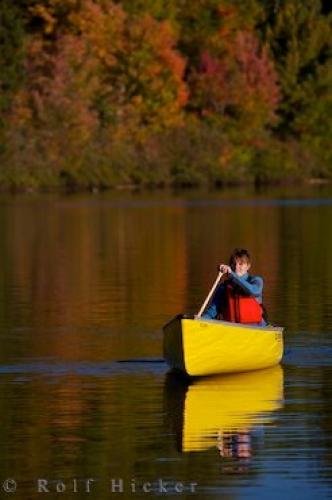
[164, 365, 283, 453]
[163, 315, 284, 376]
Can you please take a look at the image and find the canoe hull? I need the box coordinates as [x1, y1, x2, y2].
[163, 315, 284, 376]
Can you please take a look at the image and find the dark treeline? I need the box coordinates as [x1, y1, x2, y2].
[0, 0, 331, 191]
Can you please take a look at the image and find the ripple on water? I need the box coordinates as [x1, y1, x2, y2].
[284, 344, 332, 367]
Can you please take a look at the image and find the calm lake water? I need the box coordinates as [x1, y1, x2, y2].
[0, 185, 332, 499]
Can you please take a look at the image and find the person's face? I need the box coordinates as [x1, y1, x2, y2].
[234, 258, 251, 276]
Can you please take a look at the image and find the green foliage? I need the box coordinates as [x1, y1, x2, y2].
[250, 140, 301, 184]
[114, 0, 179, 22]
[258, 0, 332, 177]
[262, 0, 331, 133]
[0, 0, 25, 118]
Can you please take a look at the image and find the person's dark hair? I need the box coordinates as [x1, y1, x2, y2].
[229, 248, 251, 271]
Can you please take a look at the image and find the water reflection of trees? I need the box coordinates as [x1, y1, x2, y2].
[1, 193, 331, 364]
[278, 205, 332, 332]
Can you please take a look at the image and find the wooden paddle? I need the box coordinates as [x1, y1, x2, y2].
[196, 270, 224, 318]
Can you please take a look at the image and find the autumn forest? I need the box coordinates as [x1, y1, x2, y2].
[0, 0, 331, 191]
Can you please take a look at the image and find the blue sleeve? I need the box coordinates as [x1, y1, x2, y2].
[202, 284, 225, 319]
[230, 273, 263, 298]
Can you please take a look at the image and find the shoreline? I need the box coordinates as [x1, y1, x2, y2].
[0, 177, 330, 196]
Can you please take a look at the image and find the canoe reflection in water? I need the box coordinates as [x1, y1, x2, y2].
[164, 365, 284, 472]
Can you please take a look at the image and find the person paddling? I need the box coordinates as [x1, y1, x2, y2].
[202, 248, 267, 326]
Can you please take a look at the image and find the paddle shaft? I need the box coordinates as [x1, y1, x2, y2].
[196, 271, 223, 318]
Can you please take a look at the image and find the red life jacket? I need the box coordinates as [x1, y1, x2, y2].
[222, 283, 263, 324]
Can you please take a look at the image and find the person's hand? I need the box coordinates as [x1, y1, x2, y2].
[219, 264, 232, 275]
